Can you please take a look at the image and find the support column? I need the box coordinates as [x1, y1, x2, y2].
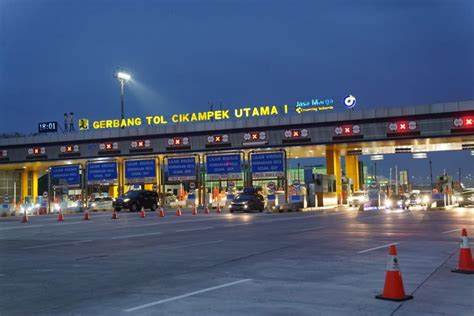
[32, 170, 39, 201]
[345, 155, 360, 192]
[20, 170, 28, 203]
[326, 148, 342, 204]
[118, 158, 124, 196]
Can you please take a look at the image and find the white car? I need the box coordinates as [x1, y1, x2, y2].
[89, 197, 114, 211]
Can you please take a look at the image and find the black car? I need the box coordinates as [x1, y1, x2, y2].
[113, 190, 159, 212]
[230, 191, 265, 213]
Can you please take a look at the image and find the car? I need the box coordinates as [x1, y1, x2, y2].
[348, 191, 368, 207]
[384, 194, 407, 209]
[113, 190, 159, 212]
[89, 197, 114, 211]
[457, 191, 474, 207]
[405, 193, 423, 209]
[230, 189, 265, 213]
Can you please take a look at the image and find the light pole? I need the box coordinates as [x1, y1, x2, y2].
[114, 69, 131, 123]
[429, 160, 434, 190]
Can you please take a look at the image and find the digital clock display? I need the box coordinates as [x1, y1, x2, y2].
[38, 121, 58, 133]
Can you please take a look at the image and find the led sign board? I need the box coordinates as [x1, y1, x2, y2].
[87, 162, 118, 184]
[250, 152, 285, 178]
[125, 159, 157, 184]
[51, 165, 80, 185]
[206, 154, 242, 180]
[167, 157, 196, 181]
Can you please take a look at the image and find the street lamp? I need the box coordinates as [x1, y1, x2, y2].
[114, 68, 131, 123]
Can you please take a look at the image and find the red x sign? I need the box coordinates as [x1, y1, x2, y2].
[292, 130, 300, 137]
[466, 118, 473, 126]
[105, 143, 112, 149]
[174, 138, 181, 145]
[344, 127, 351, 134]
[251, 133, 259, 140]
[137, 141, 144, 147]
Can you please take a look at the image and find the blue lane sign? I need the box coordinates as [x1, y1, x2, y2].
[87, 162, 118, 184]
[251, 152, 285, 178]
[206, 154, 241, 180]
[168, 157, 196, 181]
[51, 165, 80, 185]
[125, 159, 157, 184]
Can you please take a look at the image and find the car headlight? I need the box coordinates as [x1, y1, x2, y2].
[243, 205, 248, 209]
[91, 203, 97, 207]
[416, 198, 421, 204]
[53, 203, 61, 211]
[20, 206, 25, 211]
[35, 203, 40, 208]
[384, 200, 392, 208]
[123, 198, 130, 203]
[422, 196, 430, 204]
[457, 197, 463, 202]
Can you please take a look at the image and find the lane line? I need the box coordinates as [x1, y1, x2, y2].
[442, 228, 459, 234]
[176, 226, 214, 233]
[224, 223, 252, 228]
[357, 242, 399, 254]
[124, 279, 252, 312]
[111, 232, 162, 240]
[291, 226, 325, 233]
[0, 224, 44, 231]
[163, 240, 223, 250]
[23, 240, 93, 249]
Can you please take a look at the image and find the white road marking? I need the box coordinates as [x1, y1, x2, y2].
[163, 240, 223, 250]
[224, 223, 252, 227]
[23, 240, 93, 249]
[124, 279, 252, 312]
[442, 228, 459, 234]
[111, 232, 162, 240]
[176, 227, 214, 233]
[0, 224, 44, 231]
[291, 226, 325, 233]
[357, 242, 399, 254]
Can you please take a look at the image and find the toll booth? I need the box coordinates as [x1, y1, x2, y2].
[86, 160, 119, 203]
[309, 174, 337, 207]
[162, 155, 199, 207]
[248, 150, 287, 210]
[49, 164, 84, 213]
[204, 152, 244, 208]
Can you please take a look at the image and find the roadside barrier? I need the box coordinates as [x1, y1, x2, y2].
[159, 207, 165, 217]
[376, 245, 413, 301]
[452, 228, 474, 274]
[140, 207, 146, 218]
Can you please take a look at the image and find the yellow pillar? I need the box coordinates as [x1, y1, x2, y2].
[345, 155, 360, 192]
[20, 170, 28, 203]
[326, 148, 342, 204]
[108, 185, 118, 198]
[32, 171, 39, 201]
[118, 158, 124, 196]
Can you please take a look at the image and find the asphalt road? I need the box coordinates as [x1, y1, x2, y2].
[1, 207, 473, 315]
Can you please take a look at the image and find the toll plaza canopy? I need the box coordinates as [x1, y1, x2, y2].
[0, 100, 473, 208]
[1, 100, 473, 162]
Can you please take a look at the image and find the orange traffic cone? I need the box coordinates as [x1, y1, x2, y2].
[21, 213, 29, 223]
[111, 210, 118, 220]
[140, 207, 146, 218]
[217, 206, 222, 214]
[205, 206, 210, 214]
[452, 228, 474, 274]
[375, 245, 413, 301]
[57, 211, 64, 222]
[192, 206, 197, 215]
[83, 211, 91, 220]
[159, 207, 165, 217]
[176, 207, 182, 217]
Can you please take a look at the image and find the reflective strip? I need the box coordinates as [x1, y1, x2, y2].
[460, 236, 470, 249]
[386, 255, 400, 271]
